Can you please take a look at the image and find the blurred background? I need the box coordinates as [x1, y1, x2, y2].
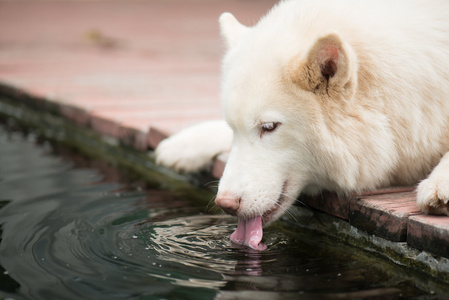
[0, 0, 277, 142]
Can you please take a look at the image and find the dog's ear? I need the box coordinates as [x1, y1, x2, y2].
[289, 32, 357, 100]
[219, 12, 249, 49]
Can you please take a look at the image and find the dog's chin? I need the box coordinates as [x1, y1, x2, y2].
[261, 186, 290, 225]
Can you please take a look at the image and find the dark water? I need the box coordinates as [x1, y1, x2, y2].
[0, 124, 441, 300]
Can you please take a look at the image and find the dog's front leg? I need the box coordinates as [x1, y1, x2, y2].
[417, 152, 449, 215]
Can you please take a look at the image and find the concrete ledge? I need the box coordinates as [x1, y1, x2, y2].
[119, 124, 149, 151]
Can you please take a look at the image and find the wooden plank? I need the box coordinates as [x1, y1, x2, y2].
[408, 214, 449, 258]
[349, 191, 419, 242]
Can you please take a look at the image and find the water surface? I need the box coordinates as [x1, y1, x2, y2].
[0, 124, 439, 299]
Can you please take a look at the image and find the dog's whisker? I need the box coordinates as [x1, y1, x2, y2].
[294, 196, 311, 210]
[205, 195, 218, 213]
[203, 180, 220, 189]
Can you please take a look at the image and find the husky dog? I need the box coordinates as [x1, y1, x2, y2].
[156, 0, 449, 250]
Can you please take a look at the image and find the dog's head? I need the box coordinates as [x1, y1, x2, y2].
[214, 12, 379, 225]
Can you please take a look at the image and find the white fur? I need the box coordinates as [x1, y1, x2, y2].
[155, 120, 232, 172]
[156, 0, 449, 223]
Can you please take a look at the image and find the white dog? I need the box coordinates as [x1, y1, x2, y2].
[156, 0, 449, 250]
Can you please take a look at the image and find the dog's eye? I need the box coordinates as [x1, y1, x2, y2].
[260, 122, 280, 134]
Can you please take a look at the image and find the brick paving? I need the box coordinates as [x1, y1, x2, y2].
[1, 0, 449, 259]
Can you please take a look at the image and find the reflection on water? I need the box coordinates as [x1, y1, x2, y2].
[0, 124, 439, 300]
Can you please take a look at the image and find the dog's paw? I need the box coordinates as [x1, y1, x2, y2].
[156, 136, 213, 173]
[155, 120, 232, 173]
[416, 177, 449, 215]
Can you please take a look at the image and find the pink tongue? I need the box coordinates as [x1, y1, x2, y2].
[230, 216, 267, 251]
